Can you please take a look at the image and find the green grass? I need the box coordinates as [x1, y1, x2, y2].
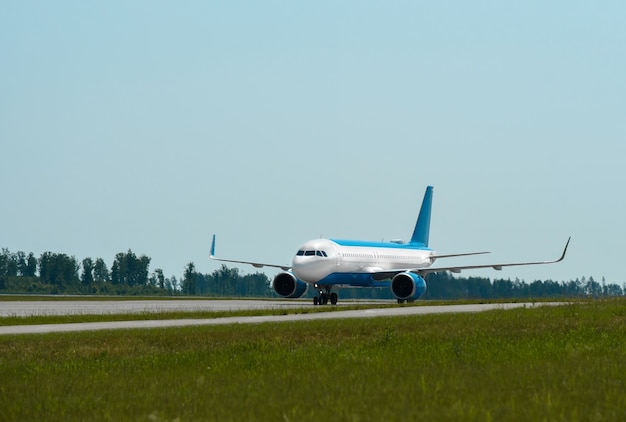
[1, 299, 625, 421]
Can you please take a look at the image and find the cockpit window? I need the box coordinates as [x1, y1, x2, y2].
[299, 250, 328, 257]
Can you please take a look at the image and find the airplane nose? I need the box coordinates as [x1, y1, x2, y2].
[292, 240, 336, 283]
[292, 256, 323, 283]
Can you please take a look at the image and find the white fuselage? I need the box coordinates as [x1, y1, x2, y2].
[291, 238, 435, 285]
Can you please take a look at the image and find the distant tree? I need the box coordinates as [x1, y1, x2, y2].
[543, 280, 561, 297]
[167, 275, 179, 292]
[529, 280, 545, 297]
[111, 250, 151, 286]
[25, 253, 37, 277]
[153, 268, 165, 289]
[113, 251, 132, 285]
[0, 250, 36, 280]
[148, 270, 157, 287]
[38, 252, 79, 286]
[182, 262, 197, 294]
[585, 276, 602, 297]
[4, 249, 18, 277]
[211, 265, 240, 296]
[111, 260, 121, 284]
[563, 279, 583, 297]
[605, 283, 623, 297]
[93, 258, 110, 283]
[138, 255, 151, 286]
[196, 273, 209, 294]
[422, 272, 450, 299]
[493, 278, 514, 297]
[0, 250, 7, 289]
[16, 251, 27, 276]
[81, 258, 94, 285]
[241, 272, 273, 297]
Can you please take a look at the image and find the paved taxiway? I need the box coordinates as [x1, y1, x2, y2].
[0, 299, 312, 317]
[0, 300, 557, 335]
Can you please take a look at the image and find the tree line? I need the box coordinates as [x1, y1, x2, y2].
[0, 248, 272, 297]
[1, 247, 624, 299]
[180, 263, 273, 297]
[420, 271, 624, 300]
[0, 248, 174, 295]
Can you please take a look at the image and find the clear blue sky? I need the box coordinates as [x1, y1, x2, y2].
[2, 1, 624, 286]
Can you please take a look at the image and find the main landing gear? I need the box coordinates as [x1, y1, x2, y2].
[313, 285, 337, 306]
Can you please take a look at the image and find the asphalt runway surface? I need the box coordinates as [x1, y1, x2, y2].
[0, 299, 558, 335]
[0, 299, 313, 317]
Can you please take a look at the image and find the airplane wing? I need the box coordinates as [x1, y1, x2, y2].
[209, 235, 292, 271]
[373, 237, 570, 280]
[431, 251, 490, 260]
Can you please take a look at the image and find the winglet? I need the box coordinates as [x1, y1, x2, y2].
[209, 234, 292, 270]
[210, 234, 216, 258]
[556, 236, 571, 263]
[410, 186, 433, 247]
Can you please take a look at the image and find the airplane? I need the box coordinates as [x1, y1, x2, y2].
[210, 186, 570, 305]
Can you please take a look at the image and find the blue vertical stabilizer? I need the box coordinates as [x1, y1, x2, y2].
[410, 186, 433, 247]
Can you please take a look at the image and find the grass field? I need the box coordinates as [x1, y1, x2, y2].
[1, 299, 625, 421]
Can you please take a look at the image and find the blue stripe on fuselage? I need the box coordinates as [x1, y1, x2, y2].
[330, 239, 432, 250]
[315, 272, 392, 288]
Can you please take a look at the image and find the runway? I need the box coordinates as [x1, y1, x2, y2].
[0, 299, 313, 317]
[0, 299, 558, 335]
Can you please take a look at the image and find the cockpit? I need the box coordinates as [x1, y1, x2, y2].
[292, 239, 336, 283]
[296, 249, 328, 257]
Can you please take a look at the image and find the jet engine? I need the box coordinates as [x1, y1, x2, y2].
[391, 272, 427, 301]
[272, 272, 308, 298]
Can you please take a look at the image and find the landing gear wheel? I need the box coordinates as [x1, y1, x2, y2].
[315, 287, 337, 305]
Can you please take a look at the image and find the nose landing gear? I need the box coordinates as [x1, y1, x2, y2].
[313, 286, 337, 305]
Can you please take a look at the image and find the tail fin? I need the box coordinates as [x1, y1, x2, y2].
[410, 186, 433, 247]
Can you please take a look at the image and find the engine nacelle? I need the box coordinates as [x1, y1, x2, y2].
[391, 272, 427, 301]
[272, 272, 308, 298]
